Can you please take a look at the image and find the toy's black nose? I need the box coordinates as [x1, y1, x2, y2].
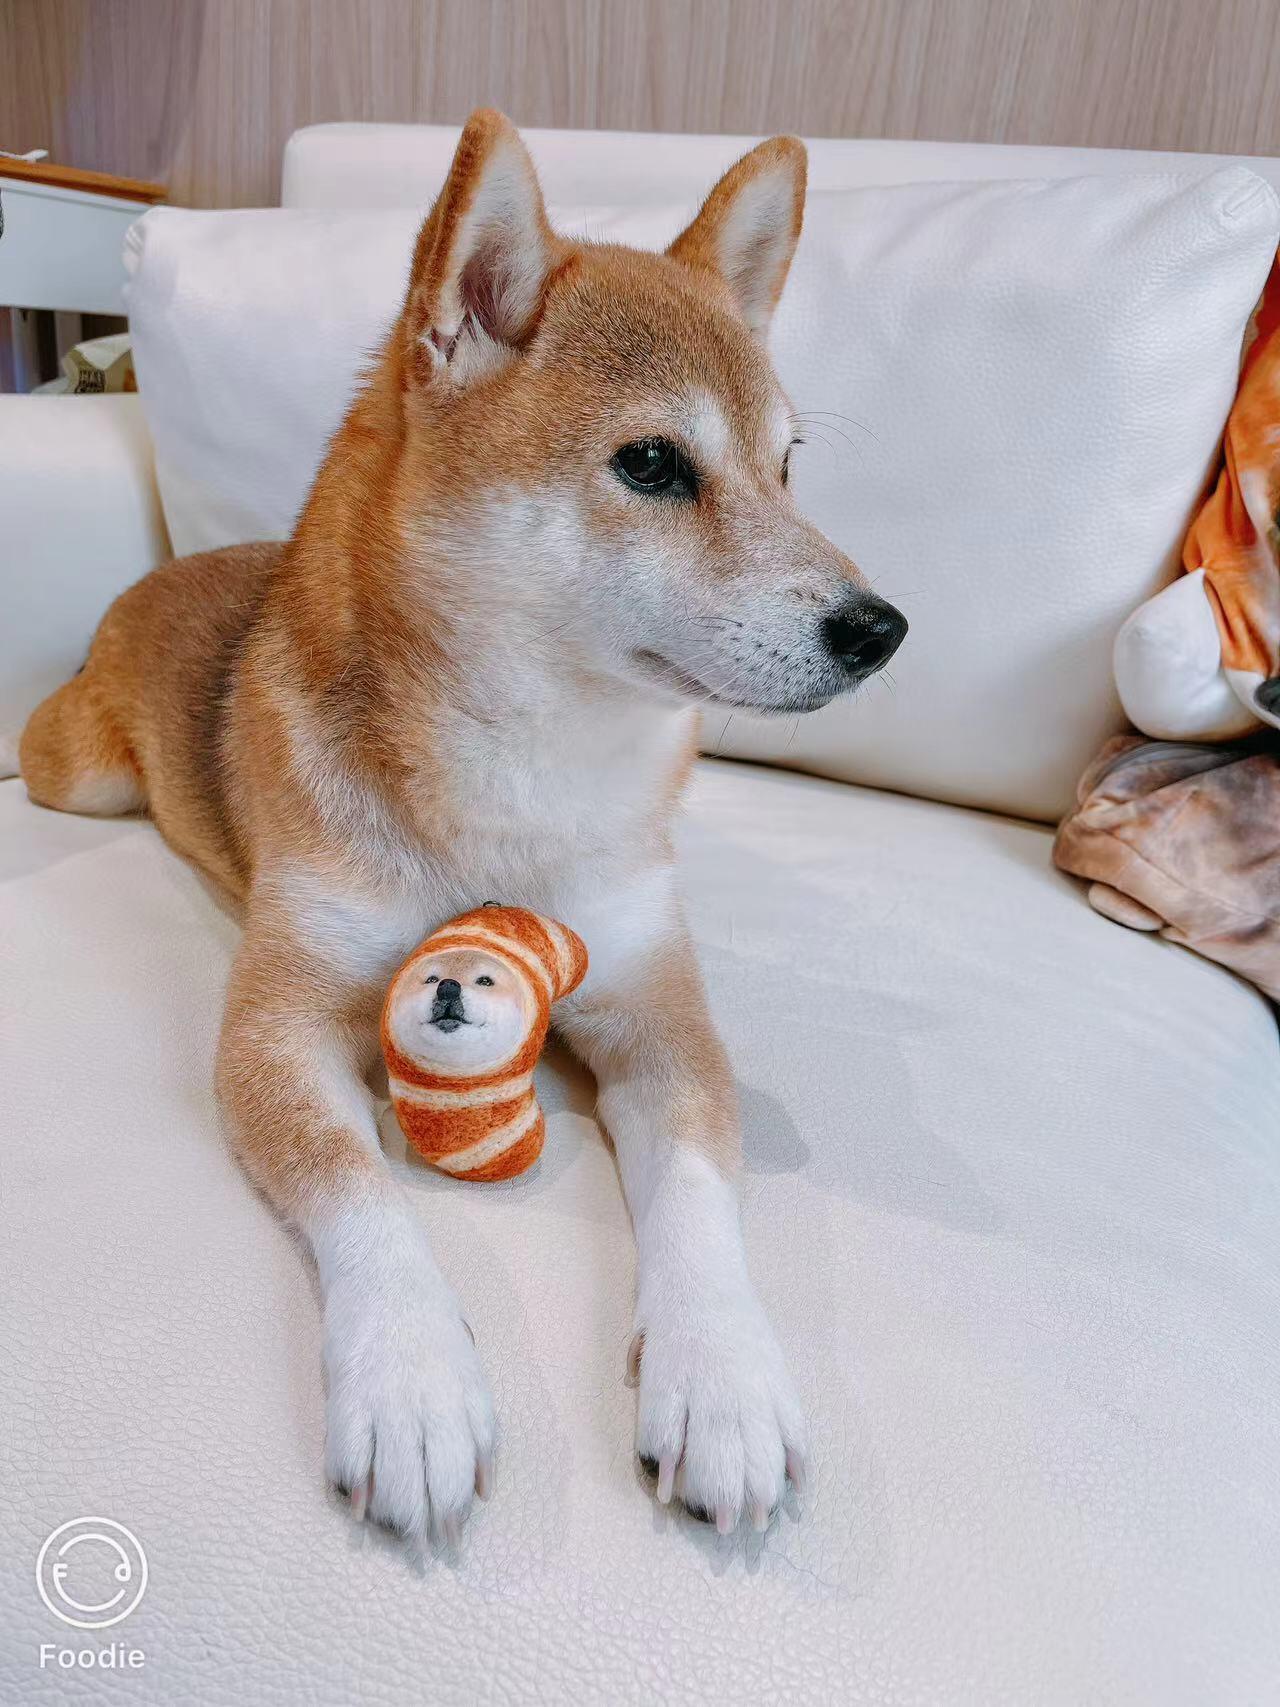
[821, 594, 907, 678]
[436, 979, 462, 1002]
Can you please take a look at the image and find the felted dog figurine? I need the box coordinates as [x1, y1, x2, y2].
[381, 905, 588, 1181]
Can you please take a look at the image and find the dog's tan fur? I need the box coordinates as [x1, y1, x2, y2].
[21, 111, 901, 1539]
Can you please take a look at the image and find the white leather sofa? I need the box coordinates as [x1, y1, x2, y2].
[3, 126, 1279, 1706]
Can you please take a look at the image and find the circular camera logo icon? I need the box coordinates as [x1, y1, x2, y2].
[36, 1518, 148, 1629]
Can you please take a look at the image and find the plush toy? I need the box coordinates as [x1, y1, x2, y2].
[1059, 257, 1280, 1002]
[1114, 255, 1280, 741]
[381, 905, 588, 1182]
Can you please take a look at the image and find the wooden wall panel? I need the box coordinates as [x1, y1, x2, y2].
[2, 0, 1279, 210]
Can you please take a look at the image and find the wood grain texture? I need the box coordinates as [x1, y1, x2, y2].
[0, 157, 166, 201]
[2, 0, 1279, 209]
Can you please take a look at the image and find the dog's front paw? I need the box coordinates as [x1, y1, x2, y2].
[322, 1256, 495, 1545]
[631, 1286, 807, 1533]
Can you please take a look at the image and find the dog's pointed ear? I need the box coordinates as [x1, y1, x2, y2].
[667, 137, 807, 338]
[402, 109, 556, 387]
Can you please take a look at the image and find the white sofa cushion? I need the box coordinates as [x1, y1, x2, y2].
[281, 121, 1280, 208]
[124, 170, 1277, 822]
[0, 395, 169, 754]
[122, 173, 1280, 819]
[3, 762, 1277, 1703]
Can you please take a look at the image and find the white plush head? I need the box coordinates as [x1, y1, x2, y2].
[386, 946, 535, 1076]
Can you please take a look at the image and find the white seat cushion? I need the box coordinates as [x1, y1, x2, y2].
[3, 763, 1276, 1704]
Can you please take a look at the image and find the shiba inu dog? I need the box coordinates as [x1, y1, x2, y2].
[20, 110, 906, 1543]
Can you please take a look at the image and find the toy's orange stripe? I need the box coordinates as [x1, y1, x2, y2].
[395, 1089, 534, 1157]
[380, 1027, 543, 1090]
[448, 1113, 545, 1182]
[422, 925, 555, 996]
[428, 1096, 542, 1173]
[389, 1070, 534, 1109]
[537, 915, 589, 996]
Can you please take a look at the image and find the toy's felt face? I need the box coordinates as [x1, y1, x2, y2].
[387, 948, 535, 1075]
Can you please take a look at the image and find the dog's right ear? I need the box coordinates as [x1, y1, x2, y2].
[401, 109, 556, 389]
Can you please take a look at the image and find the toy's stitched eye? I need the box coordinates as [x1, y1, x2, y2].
[475, 975, 495, 987]
[424, 974, 439, 984]
[611, 437, 696, 498]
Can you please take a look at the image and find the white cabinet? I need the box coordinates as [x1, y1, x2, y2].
[0, 174, 152, 316]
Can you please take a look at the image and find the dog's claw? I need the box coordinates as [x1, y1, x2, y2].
[656, 1454, 676, 1505]
[625, 1331, 644, 1388]
[715, 1504, 735, 1535]
[444, 1514, 462, 1550]
[350, 1469, 373, 1523]
[785, 1447, 807, 1497]
[751, 1501, 770, 1533]
[475, 1454, 493, 1502]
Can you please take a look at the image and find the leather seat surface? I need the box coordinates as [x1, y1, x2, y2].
[3, 761, 1277, 1704]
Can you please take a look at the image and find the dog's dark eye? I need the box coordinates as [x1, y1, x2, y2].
[475, 974, 494, 987]
[611, 438, 696, 498]
[424, 974, 439, 984]
[782, 436, 803, 487]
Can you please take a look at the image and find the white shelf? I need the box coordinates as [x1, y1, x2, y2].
[0, 176, 150, 315]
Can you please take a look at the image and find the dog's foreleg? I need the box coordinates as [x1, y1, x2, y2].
[216, 904, 495, 1543]
[557, 879, 807, 1532]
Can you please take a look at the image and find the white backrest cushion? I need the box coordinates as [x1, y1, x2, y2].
[124, 169, 1279, 821]
[282, 121, 1280, 207]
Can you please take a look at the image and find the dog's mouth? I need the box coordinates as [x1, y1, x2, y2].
[430, 1001, 469, 1032]
[631, 649, 834, 715]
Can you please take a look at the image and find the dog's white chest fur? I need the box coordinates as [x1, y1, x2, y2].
[281, 682, 691, 1002]
[436, 685, 689, 882]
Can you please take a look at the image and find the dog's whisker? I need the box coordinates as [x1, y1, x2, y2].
[794, 427, 838, 454]
[541, 607, 589, 644]
[684, 645, 771, 709]
[792, 408, 881, 443]
[791, 417, 866, 463]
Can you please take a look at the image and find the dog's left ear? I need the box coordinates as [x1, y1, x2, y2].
[402, 108, 557, 388]
[667, 137, 807, 338]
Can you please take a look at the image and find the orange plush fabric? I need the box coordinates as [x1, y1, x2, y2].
[1055, 733, 1280, 1001]
[382, 906, 588, 1182]
[1113, 258, 1280, 739]
[1184, 256, 1280, 711]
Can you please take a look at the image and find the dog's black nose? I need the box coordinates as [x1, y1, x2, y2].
[822, 594, 907, 678]
[436, 978, 462, 1001]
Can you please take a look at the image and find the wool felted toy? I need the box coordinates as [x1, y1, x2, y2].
[381, 905, 588, 1182]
